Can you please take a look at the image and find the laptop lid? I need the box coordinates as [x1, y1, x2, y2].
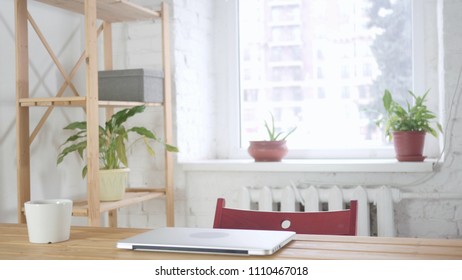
[117, 227, 295, 256]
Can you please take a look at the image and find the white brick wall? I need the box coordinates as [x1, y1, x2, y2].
[177, 0, 462, 238]
[120, 0, 218, 228]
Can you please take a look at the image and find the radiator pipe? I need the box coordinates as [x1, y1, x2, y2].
[399, 192, 462, 200]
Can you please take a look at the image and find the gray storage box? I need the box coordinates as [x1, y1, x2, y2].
[98, 69, 164, 102]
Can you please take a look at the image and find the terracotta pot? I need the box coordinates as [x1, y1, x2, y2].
[248, 140, 288, 162]
[392, 131, 426, 162]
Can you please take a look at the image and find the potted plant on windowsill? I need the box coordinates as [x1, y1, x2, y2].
[377, 89, 442, 162]
[57, 105, 178, 201]
[248, 113, 296, 162]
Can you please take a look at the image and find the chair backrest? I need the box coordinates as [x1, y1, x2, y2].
[213, 198, 357, 235]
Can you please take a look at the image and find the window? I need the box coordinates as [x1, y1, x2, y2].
[236, 0, 424, 158]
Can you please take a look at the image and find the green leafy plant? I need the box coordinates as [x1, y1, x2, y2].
[57, 105, 178, 177]
[264, 113, 297, 141]
[378, 89, 442, 140]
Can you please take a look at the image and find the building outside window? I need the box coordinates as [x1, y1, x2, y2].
[238, 0, 415, 157]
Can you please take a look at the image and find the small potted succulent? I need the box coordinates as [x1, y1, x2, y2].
[57, 105, 178, 201]
[377, 89, 442, 161]
[248, 113, 296, 162]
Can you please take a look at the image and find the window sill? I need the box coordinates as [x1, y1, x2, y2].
[180, 159, 436, 173]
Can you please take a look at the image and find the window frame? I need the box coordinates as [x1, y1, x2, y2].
[216, 0, 440, 160]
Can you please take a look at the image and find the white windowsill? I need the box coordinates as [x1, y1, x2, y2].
[180, 159, 436, 173]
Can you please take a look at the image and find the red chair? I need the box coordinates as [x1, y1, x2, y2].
[213, 198, 357, 235]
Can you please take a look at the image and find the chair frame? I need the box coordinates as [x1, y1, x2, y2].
[213, 198, 357, 235]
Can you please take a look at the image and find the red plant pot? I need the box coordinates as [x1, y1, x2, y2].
[392, 131, 426, 162]
[248, 140, 288, 162]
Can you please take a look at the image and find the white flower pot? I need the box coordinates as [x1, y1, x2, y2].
[24, 199, 73, 244]
[99, 168, 130, 201]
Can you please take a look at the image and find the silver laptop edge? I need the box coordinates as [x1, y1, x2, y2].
[116, 227, 295, 256]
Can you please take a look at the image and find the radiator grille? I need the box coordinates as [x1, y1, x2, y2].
[238, 185, 397, 237]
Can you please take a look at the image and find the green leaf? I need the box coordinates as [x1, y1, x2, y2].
[112, 105, 145, 128]
[82, 165, 88, 178]
[383, 89, 393, 112]
[166, 144, 179, 153]
[264, 119, 275, 140]
[116, 135, 128, 167]
[57, 141, 87, 165]
[60, 131, 86, 147]
[281, 127, 297, 141]
[273, 132, 283, 141]
[63, 121, 87, 130]
[427, 127, 437, 138]
[129, 126, 157, 140]
[437, 123, 443, 133]
[144, 138, 156, 156]
[77, 146, 85, 159]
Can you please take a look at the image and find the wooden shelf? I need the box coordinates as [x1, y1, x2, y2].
[19, 97, 163, 108]
[72, 190, 166, 216]
[98, 100, 163, 108]
[34, 0, 161, 23]
[15, 1, 174, 227]
[19, 96, 87, 107]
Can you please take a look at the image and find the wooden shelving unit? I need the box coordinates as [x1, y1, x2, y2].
[15, 0, 174, 227]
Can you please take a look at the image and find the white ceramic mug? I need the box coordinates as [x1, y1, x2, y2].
[24, 199, 73, 244]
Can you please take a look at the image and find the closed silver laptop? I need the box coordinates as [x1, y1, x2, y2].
[117, 227, 295, 256]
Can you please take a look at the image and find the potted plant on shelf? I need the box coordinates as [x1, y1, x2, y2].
[57, 105, 178, 201]
[248, 113, 296, 162]
[377, 89, 442, 162]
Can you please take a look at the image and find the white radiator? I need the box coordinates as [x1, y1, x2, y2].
[238, 184, 398, 237]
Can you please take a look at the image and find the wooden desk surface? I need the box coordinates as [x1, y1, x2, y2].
[1, 223, 461, 260]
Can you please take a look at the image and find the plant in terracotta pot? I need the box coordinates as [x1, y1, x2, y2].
[248, 114, 296, 162]
[378, 89, 442, 162]
[57, 105, 178, 201]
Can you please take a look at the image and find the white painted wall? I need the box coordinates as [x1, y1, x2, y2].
[1, 0, 462, 238]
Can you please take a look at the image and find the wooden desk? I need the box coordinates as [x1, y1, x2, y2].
[1, 223, 461, 260]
